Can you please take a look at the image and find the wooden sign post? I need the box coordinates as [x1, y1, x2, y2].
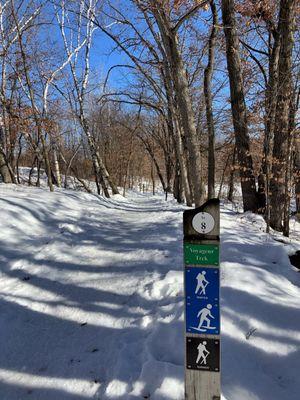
[183, 199, 220, 400]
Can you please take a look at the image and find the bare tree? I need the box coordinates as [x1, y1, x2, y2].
[204, 0, 218, 199]
[270, 0, 297, 232]
[221, 0, 258, 212]
[55, 0, 119, 196]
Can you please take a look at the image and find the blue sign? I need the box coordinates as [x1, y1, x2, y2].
[185, 267, 220, 335]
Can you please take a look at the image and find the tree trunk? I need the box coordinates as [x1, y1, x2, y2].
[0, 151, 12, 183]
[204, 0, 218, 200]
[171, 41, 203, 206]
[122, 144, 133, 197]
[148, 148, 166, 193]
[218, 150, 231, 199]
[259, 30, 281, 217]
[151, 161, 155, 195]
[270, 0, 296, 231]
[153, 9, 204, 206]
[39, 133, 54, 192]
[295, 134, 300, 213]
[16, 134, 23, 184]
[36, 159, 41, 187]
[53, 147, 62, 187]
[81, 115, 112, 197]
[283, 93, 298, 235]
[173, 161, 185, 204]
[172, 112, 193, 206]
[0, 124, 13, 183]
[162, 58, 192, 205]
[221, 0, 258, 212]
[228, 146, 236, 203]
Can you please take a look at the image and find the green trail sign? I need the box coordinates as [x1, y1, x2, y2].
[184, 243, 219, 266]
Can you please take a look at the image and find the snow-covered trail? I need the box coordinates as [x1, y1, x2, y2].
[0, 184, 299, 400]
[0, 185, 185, 400]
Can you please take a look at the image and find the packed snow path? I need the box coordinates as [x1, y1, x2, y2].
[0, 185, 299, 400]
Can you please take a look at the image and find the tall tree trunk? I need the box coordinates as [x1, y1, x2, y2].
[162, 59, 192, 205]
[258, 30, 281, 219]
[294, 88, 300, 214]
[283, 94, 297, 236]
[270, 0, 296, 231]
[153, 9, 204, 206]
[204, 0, 218, 200]
[221, 0, 258, 212]
[295, 135, 300, 213]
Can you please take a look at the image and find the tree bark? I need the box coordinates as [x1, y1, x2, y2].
[221, 0, 258, 212]
[152, 7, 204, 206]
[162, 55, 193, 205]
[0, 151, 12, 183]
[173, 161, 185, 204]
[172, 109, 193, 206]
[53, 146, 62, 187]
[258, 29, 281, 219]
[204, 0, 218, 200]
[228, 146, 236, 203]
[295, 134, 300, 213]
[270, 0, 296, 231]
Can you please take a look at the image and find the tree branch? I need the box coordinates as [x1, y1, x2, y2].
[172, 0, 209, 33]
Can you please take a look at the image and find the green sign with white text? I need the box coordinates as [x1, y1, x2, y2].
[184, 243, 219, 266]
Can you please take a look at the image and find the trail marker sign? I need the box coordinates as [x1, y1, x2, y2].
[185, 267, 220, 335]
[186, 337, 220, 372]
[192, 212, 215, 234]
[183, 198, 220, 241]
[183, 199, 220, 400]
[184, 243, 219, 265]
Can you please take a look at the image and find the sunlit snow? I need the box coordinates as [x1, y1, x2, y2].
[0, 183, 299, 400]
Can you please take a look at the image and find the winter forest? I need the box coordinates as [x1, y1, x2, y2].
[0, 1, 300, 400]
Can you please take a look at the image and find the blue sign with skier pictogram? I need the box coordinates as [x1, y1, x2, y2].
[185, 267, 220, 334]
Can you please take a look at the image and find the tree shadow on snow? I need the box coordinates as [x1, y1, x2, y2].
[0, 194, 185, 399]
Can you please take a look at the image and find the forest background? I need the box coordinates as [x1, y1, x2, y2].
[0, 0, 299, 235]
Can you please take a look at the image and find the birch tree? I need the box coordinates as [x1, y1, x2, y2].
[56, 0, 119, 197]
[0, 0, 42, 183]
